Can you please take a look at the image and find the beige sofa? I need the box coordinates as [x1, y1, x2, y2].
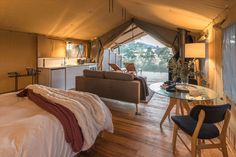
[76, 70, 141, 114]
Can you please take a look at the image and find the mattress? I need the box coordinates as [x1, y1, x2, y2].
[0, 85, 113, 157]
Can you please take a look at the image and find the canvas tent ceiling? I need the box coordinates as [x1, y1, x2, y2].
[0, 0, 235, 40]
[117, 0, 235, 32]
[0, 0, 132, 40]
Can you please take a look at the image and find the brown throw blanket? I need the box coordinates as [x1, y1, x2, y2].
[134, 76, 149, 100]
[17, 89, 84, 152]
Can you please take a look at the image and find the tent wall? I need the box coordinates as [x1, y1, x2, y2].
[37, 35, 90, 58]
[200, 2, 236, 151]
[0, 29, 90, 94]
[0, 29, 37, 93]
[37, 36, 66, 58]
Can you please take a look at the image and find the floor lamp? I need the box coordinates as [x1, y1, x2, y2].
[185, 43, 206, 85]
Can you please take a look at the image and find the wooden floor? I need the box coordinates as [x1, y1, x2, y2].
[79, 94, 235, 157]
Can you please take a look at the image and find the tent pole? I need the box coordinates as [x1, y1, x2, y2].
[178, 28, 187, 62]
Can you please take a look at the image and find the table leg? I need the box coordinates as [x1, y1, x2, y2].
[160, 99, 188, 127]
[180, 102, 184, 115]
[182, 101, 191, 114]
[176, 99, 180, 115]
[160, 98, 176, 127]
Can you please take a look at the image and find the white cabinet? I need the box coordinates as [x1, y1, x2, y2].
[66, 66, 89, 90]
[38, 64, 96, 90]
[38, 68, 66, 89]
[51, 68, 66, 89]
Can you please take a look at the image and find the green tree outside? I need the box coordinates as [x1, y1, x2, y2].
[119, 42, 173, 72]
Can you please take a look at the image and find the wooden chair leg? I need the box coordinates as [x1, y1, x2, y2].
[197, 140, 202, 157]
[191, 139, 197, 157]
[221, 140, 228, 157]
[191, 110, 205, 157]
[172, 124, 178, 153]
[222, 145, 228, 157]
[220, 110, 231, 157]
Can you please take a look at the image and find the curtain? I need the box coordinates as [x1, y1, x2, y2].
[133, 19, 178, 52]
[223, 23, 236, 102]
[94, 20, 133, 70]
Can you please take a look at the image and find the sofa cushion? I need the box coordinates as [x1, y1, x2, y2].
[83, 70, 104, 78]
[104, 71, 134, 81]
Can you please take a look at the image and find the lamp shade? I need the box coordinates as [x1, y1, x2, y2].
[185, 43, 205, 58]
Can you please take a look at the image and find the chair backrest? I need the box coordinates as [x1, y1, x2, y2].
[190, 104, 231, 123]
[109, 63, 121, 71]
[125, 63, 136, 72]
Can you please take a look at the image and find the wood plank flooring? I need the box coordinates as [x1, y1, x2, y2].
[79, 94, 236, 157]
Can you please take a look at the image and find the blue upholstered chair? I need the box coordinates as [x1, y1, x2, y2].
[172, 104, 231, 157]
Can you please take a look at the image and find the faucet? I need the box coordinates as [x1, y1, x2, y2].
[61, 58, 66, 66]
[64, 58, 67, 65]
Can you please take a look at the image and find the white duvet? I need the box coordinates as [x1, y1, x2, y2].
[0, 85, 113, 157]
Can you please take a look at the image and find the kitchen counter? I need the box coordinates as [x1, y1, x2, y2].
[38, 63, 96, 70]
[38, 63, 97, 89]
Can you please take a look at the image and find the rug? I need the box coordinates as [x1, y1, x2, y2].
[141, 88, 154, 103]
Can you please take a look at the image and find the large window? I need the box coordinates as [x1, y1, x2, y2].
[223, 23, 236, 102]
[119, 35, 173, 84]
[120, 41, 173, 72]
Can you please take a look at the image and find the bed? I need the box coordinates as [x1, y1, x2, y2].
[0, 84, 113, 157]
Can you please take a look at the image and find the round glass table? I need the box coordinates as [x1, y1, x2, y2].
[149, 82, 218, 126]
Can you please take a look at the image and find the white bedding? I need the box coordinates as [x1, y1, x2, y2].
[0, 85, 113, 157]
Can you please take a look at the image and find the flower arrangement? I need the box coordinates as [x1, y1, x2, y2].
[168, 58, 195, 83]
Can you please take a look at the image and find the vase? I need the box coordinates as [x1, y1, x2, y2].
[181, 75, 189, 84]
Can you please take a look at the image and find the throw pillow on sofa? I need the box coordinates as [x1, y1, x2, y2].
[83, 70, 105, 78]
[104, 71, 134, 81]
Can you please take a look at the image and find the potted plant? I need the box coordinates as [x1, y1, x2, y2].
[168, 58, 195, 84]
